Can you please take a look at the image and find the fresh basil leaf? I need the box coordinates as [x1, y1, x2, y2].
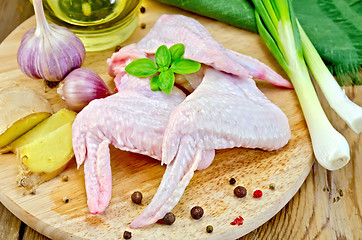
[169, 43, 185, 63]
[159, 66, 168, 73]
[155, 45, 171, 68]
[125, 58, 158, 77]
[150, 75, 160, 91]
[158, 69, 175, 94]
[170, 59, 201, 74]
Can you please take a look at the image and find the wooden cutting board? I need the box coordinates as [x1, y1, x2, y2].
[0, 0, 314, 239]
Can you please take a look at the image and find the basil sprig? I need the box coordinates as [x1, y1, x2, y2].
[125, 43, 201, 94]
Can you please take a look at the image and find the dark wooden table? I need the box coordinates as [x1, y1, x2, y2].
[0, 1, 361, 239]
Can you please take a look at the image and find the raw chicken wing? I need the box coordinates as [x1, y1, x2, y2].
[72, 74, 186, 214]
[130, 68, 291, 228]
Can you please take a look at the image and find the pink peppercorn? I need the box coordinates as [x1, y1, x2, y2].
[253, 190, 263, 198]
[230, 216, 244, 226]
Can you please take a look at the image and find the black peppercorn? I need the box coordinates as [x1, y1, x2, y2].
[234, 186, 247, 198]
[140, 6, 146, 13]
[123, 231, 132, 239]
[190, 206, 204, 219]
[140, 23, 146, 29]
[62, 196, 69, 203]
[163, 212, 176, 225]
[269, 183, 276, 190]
[229, 178, 236, 185]
[131, 191, 142, 204]
[115, 45, 122, 52]
[206, 225, 213, 233]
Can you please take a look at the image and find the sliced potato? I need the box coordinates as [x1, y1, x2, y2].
[1, 108, 76, 153]
[0, 87, 52, 148]
[17, 122, 74, 190]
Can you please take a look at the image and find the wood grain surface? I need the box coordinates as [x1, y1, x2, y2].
[0, 0, 361, 239]
[0, 0, 34, 43]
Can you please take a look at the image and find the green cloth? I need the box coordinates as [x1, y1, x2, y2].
[156, 0, 362, 85]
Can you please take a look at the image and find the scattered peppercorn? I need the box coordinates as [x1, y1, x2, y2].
[333, 197, 336, 203]
[123, 231, 132, 239]
[115, 45, 122, 52]
[30, 188, 36, 195]
[339, 189, 343, 197]
[62, 175, 69, 182]
[206, 225, 213, 233]
[229, 178, 236, 185]
[191, 206, 204, 219]
[336, 196, 340, 202]
[163, 212, 176, 225]
[269, 183, 276, 190]
[140, 6, 146, 13]
[234, 186, 247, 198]
[63, 196, 69, 203]
[131, 191, 143, 204]
[253, 189, 263, 198]
[140, 23, 146, 29]
[230, 216, 244, 226]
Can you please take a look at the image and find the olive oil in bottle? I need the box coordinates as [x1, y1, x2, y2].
[41, 0, 142, 51]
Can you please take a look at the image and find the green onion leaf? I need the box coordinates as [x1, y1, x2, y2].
[171, 59, 201, 74]
[155, 45, 171, 68]
[255, 11, 288, 73]
[158, 69, 175, 94]
[253, 0, 280, 45]
[169, 43, 185, 62]
[125, 58, 158, 77]
[150, 75, 160, 91]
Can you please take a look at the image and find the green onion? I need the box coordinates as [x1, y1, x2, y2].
[253, 0, 351, 170]
[298, 23, 362, 134]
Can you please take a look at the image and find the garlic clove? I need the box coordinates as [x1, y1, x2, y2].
[17, 0, 85, 82]
[57, 68, 112, 112]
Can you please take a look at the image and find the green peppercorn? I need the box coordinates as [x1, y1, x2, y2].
[163, 212, 176, 225]
[131, 191, 143, 204]
[191, 206, 204, 219]
[62, 175, 69, 182]
[234, 186, 247, 198]
[206, 225, 213, 233]
[123, 231, 132, 239]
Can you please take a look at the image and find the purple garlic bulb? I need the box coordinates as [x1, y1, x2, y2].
[17, 0, 85, 82]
